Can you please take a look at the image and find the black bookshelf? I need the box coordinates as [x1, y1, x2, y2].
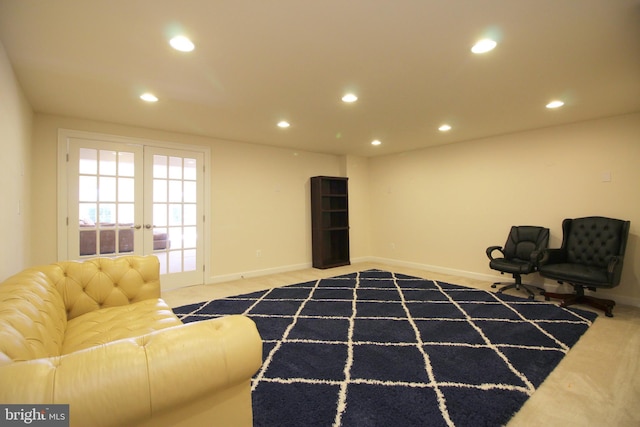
[310, 176, 350, 269]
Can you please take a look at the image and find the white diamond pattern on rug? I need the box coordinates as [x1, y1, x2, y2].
[174, 270, 597, 426]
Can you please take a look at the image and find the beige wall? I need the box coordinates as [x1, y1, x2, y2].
[6, 36, 639, 306]
[208, 139, 345, 278]
[0, 41, 32, 280]
[31, 114, 348, 280]
[369, 113, 640, 304]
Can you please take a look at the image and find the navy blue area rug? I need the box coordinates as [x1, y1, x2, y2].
[173, 270, 597, 427]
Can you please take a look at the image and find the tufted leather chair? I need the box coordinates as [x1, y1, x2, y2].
[538, 216, 631, 317]
[486, 226, 550, 298]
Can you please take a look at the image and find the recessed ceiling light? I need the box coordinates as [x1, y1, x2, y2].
[439, 124, 452, 132]
[371, 140, 381, 146]
[342, 93, 358, 103]
[140, 93, 158, 102]
[169, 35, 195, 52]
[546, 100, 565, 109]
[277, 121, 290, 128]
[471, 39, 497, 54]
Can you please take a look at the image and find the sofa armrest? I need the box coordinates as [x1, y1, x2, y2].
[143, 315, 262, 412]
[0, 315, 262, 427]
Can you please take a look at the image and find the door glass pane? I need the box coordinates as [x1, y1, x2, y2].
[169, 180, 182, 202]
[169, 250, 182, 273]
[169, 227, 183, 250]
[154, 155, 167, 178]
[153, 180, 167, 203]
[80, 229, 97, 256]
[118, 203, 134, 224]
[184, 249, 196, 271]
[118, 152, 135, 177]
[169, 157, 182, 179]
[79, 176, 97, 202]
[156, 252, 168, 275]
[118, 178, 135, 202]
[79, 203, 97, 224]
[153, 204, 167, 227]
[119, 229, 134, 253]
[100, 229, 116, 254]
[169, 204, 182, 226]
[184, 204, 196, 226]
[99, 177, 116, 201]
[99, 150, 117, 176]
[79, 148, 97, 174]
[184, 158, 196, 180]
[184, 181, 196, 203]
[153, 228, 169, 250]
[184, 226, 196, 248]
[99, 204, 116, 224]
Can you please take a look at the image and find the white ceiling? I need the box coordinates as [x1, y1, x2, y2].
[1, 0, 639, 157]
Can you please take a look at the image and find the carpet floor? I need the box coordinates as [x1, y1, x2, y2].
[173, 270, 597, 426]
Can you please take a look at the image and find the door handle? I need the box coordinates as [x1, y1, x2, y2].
[145, 224, 153, 229]
[131, 224, 142, 229]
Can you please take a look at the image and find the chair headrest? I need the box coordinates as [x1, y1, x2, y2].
[564, 216, 630, 267]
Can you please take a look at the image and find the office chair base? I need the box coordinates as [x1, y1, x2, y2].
[491, 282, 545, 299]
[544, 292, 615, 317]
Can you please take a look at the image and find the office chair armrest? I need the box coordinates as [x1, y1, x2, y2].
[529, 250, 543, 265]
[604, 255, 626, 287]
[486, 246, 504, 260]
[537, 248, 566, 266]
[607, 256, 622, 274]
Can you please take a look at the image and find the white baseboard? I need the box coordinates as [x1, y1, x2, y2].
[207, 256, 640, 308]
[363, 256, 501, 282]
[208, 261, 312, 284]
[365, 256, 640, 308]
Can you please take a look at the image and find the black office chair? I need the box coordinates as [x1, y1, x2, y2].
[486, 226, 550, 299]
[538, 216, 630, 317]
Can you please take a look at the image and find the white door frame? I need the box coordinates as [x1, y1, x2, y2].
[57, 129, 211, 289]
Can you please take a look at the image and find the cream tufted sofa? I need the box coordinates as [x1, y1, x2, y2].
[0, 255, 262, 427]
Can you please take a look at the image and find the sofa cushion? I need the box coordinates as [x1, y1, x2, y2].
[62, 299, 182, 354]
[0, 270, 66, 364]
[36, 256, 161, 320]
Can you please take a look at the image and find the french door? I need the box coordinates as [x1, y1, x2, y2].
[144, 146, 204, 288]
[60, 132, 207, 289]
